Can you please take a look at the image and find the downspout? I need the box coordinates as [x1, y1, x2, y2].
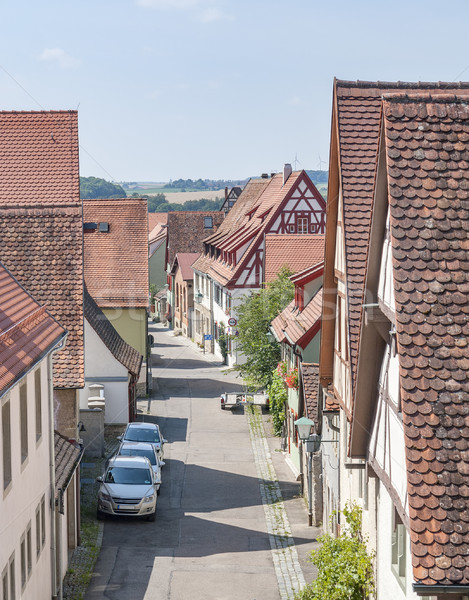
[49, 334, 67, 600]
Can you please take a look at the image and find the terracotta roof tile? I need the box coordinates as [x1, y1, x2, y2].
[170, 252, 200, 281]
[334, 80, 469, 408]
[271, 289, 322, 350]
[383, 94, 469, 586]
[166, 211, 224, 268]
[301, 363, 319, 425]
[148, 212, 167, 232]
[0, 111, 84, 389]
[84, 287, 142, 376]
[83, 199, 149, 308]
[264, 234, 325, 282]
[0, 206, 84, 388]
[193, 171, 325, 287]
[0, 262, 66, 394]
[0, 111, 79, 205]
[54, 431, 82, 495]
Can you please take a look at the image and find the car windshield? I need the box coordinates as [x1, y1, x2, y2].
[104, 466, 152, 485]
[120, 448, 156, 465]
[124, 428, 161, 443]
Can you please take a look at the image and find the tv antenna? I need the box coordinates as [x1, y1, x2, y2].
[317, 154, 326, 171]
[293, 153, 301, 169]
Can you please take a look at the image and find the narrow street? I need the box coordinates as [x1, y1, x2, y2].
[84, 322, 319, 600]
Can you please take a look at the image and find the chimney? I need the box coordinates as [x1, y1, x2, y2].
[225, 186, 228, 200]
[283, 163, 292, 185]
[261, 173, 269, 179]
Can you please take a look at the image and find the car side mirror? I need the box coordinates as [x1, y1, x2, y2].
[159, 461, 165, 467]
[117, 435, 122, 441]
[96, 476, 103, 483]
[162, 438, 168, 444]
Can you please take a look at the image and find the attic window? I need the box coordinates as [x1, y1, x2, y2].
[84, 222, 97, 231]
[99, 222, 110, 232]
[204, 216, 213, 229]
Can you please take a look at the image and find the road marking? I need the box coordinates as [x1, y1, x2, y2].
[246, 407, 306, 599]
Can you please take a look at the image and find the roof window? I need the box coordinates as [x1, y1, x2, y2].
[84, 222, 97, 231]
[204, 216, 213, 229]
[99, 222, 110, 232]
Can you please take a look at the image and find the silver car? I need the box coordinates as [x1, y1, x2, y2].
[96, 455, 158, 521]
[119, 422, 168, 461]
[117, 441, 165, 492]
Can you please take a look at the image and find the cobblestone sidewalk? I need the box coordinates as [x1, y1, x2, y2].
[246, 406, 306, 599]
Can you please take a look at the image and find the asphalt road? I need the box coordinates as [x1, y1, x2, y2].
[84, 323, 318, 600]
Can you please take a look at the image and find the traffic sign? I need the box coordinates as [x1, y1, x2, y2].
[228, 317, 237, 327]
[204, 334, 213, 340]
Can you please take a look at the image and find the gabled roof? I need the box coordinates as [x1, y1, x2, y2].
[264, 235, 325, 282]
[54, 431, 82, 496]
[0, 207, 84, 388]
[83, 199, 149, 309]
[193, 171, 322, 287]
[0, 110, 84, 389]
[322, 79, 469, 404]
[84, 287, 142, 376]
[166, 211, 224, 267]
[382, 94, 469, 587]
[148, 212, 167, 232]
[271, 289, 322, 350]
[0, 111, 79, 206]
[0, 262, 66, 396]
[291, 261, 324, 286]
[170, 253, 200, 281]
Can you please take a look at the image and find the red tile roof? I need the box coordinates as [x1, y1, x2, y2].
[0, 262, 66, 394]
[166, 211, 224, 268]
[334, 80, 469, 404]
[301, 363, 319, 425]
[54, 431, 82, 496]
[171, 253, 200, 281]
[83, 199, 149, 308]
[84, 287, 142, 376]
[383, 94, 469, 587]
[0, 111, 84, 388]
[148, 212, 167, 232]
[193, 172, 324, 288]
[271, 289, 322, 350]
[0, 206, 84, 388]
[0, 111, 79, 205]
[264, 235, 325, 282]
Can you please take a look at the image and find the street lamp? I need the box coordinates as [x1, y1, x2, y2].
[294, 416, 315, 527]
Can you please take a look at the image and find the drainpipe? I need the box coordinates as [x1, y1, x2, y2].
[49, 334, 67, 600]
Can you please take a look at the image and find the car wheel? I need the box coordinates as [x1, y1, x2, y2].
[147, 510, 156, 522]
[97, 509, 105, 521]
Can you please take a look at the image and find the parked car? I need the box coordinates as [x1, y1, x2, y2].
[117, 441, 164, 492]
[96, 455, 158, 521]
[118, 422, 168, 461]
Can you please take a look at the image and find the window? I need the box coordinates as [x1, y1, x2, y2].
[297, 217, 309, 234]
[2, 400, 11, 489]
[20, 535, 26, 589]
[35, 369, 41, 442]
[2, 566, 8, 600]
[36, 506, 41, 558]
[41, 496, 46, 548]
[20, 383, 28, 463]
[9, 554, 15, 600]
[26, 523, 32, 577]
[204, 216, 213, 229]
[391, 508, 406, 590]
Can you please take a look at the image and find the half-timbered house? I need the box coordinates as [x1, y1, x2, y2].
[319, 79, 469, 600]
[192, 165, 326, 365]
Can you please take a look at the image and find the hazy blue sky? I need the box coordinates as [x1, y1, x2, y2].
[2, 0, 469, 182]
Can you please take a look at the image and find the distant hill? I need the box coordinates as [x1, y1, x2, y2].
[306, 170, 328, 184]
[80, 177, 126, 199]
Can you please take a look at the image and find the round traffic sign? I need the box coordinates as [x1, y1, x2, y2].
[228, 317, 237, 327]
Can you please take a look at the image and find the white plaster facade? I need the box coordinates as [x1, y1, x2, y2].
[80, 319, 132, 425]
[0, 360, 54, 600]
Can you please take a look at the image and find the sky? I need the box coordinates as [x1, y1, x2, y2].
[2, 0, 469, 183]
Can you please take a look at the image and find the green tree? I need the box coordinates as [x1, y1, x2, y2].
[147, 193, 167, 212]
[296, 503, 375, 600]
[267, 368, 288, 435]
[80, 176, 127, 199]
[234, 267, 294, 388]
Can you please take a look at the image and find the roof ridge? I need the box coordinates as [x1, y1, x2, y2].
[336, 79, 469, 90]
[382, 92, 469, 103]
